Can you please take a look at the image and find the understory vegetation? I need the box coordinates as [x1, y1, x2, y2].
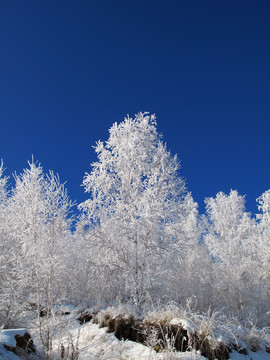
[1, 113, 270, 358]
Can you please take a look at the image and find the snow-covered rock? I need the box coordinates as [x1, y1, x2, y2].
[0, 328, 36, 359]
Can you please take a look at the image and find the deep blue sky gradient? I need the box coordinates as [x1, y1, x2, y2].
[0, 0, 270, 215]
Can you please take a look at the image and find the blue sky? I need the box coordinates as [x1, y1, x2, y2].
[0, 0, 269, 215]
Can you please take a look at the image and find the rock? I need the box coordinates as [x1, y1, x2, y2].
[0, 329, 36, 357]
[77, 310, 93, 324]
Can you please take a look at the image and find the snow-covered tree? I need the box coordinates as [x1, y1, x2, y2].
[257, 189, 270, 248]
[0, 162, 25, 327]
[204, 190, 260, 313]
[78, 113, 199, 311]
[0, 161, 17, 327]
[255, 190, 270, 316]
[6, 160, 74, 344]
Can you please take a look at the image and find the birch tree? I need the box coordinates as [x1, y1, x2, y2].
[0, 161, 16, 326]
[204, 190, 260, 313]
[79, 113, 196, 312]
[256, 190, 270, 315]
[7, 160, 74, 346]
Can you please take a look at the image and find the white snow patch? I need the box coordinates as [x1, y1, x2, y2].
[0, 329, 32, 360]
[0, 329, 29, 347]
[170, 318, 196, 334]
[230, 349, 270, 360]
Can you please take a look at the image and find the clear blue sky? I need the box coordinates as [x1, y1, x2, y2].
[0, 0, 269, 215]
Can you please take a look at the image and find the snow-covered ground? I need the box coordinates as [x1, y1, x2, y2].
[54, 321, 206, 360]
[0, 305, 270, 360]
[0, 329, 34, 360]
[230, 350, 270, 360]
[0, 321, 205, 359]
[1, 315, 270, 360]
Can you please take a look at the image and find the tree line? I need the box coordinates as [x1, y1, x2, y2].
[1, 113, 269, 335]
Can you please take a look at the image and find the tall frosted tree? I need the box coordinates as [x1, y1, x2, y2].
[204, 190, 260, 313]
[0, 161, 17, 326]
[79, 113, 197, 311]
[256, 190, 270, 314]
[257, 190, 270, 257]
[7, 160, 74, 345]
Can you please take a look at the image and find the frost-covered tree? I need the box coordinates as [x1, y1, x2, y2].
[78, 113, 198, 311]
[204, 190, 261, 314]
[0, 162, 24, 327]
[170, 195, 213, 310]
[0, 162, 9, 266]
[256, 190, 270, 262]
[255, 190, 270, 315]
[6, 160, 74, 343]
[0, 161, 17, 326]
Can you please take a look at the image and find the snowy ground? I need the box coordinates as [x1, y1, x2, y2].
[1, 315, 270, 360]
[53, 321, 206, 360]
[0, 321, 206, 359]
[0, 329, 31, 360]
[58, 322, 270, 360]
